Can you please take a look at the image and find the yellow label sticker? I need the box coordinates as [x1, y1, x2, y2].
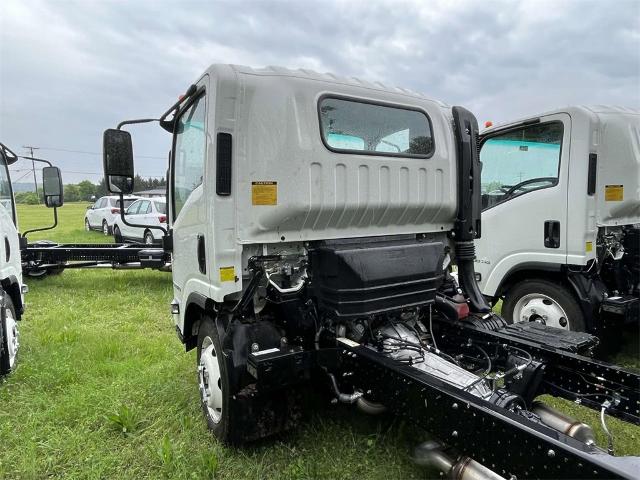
[605, 184, 623, 201]
[219, 266, 235, 282]
[252, 181, 277, 205]
[585, 241, 593, 252]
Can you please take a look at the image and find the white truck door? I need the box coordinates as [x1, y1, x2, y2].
[170, 76, 209, 330]
[475, 114, 571, 297]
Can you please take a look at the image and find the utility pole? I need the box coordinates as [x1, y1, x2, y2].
[23, 145, 40, 203]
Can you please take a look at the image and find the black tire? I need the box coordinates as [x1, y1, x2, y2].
[84, 218, 91, 231]
[144, 230, 154, 245]
[196, 318, 237, 444]
[0, 294, 18, 375]
[102, 220, 110, 236]
[502, 279, 585, 331]
[113, 225, 123, 243]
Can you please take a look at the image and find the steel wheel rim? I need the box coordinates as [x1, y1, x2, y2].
[5, 307, 18, 369]
[512, 293, 570, 330]
[198, 336, 223, 423]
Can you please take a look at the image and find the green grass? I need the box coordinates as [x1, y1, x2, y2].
[18, 202, 111, 244]
[0, 203, 638, 479]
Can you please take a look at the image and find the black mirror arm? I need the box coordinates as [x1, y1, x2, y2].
[22, 206, 58, 240]
[116, 118, 159, 130]
[18, 156, 52, 167]
[18, 156, 58, 238]
[117, 192, 167, 236]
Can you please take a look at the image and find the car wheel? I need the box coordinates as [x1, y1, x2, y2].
[113, 225, 123, 243]
[85, 218, 91, 231]
[102, 220, 110, 236]
[144, 230, 154, 245]
[0, 294, 18, 375]
[197, 318, 234, 443]
[502, 279, 585, 331]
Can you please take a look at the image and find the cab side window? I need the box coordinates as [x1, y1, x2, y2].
[480, 122, 563, 210]
[173, 94, 206, 218]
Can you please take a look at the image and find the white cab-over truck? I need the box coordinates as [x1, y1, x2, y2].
[475, 106, 639, 340]
[0, 143, 24, 375]
[102, 65, 640, 479]
[0, 142, 64, 375]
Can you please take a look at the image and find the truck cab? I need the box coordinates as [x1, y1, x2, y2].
[102, 68, 640, 478]
[475, 106, 639, 337]
[0, 143, 25, 375]
[0, 142, 64, 375]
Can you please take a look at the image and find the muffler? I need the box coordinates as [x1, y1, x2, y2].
[531, 401, 596, 445]
[414, 441, 506, 480]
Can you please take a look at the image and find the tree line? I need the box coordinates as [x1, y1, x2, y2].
[14, 175, 166, 204]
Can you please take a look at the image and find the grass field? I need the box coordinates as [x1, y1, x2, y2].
[1, 202, 638, 479]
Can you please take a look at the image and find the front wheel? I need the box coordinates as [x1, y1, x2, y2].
[84, 218, 91, 231]
[502, 279, 585, 331]
[102, 220, 110, 236]
[144, 230, 154, 245]
[197, 318, 235, 443]
[0, 295, 18, 375]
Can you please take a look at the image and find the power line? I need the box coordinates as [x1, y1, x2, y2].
[9, 168, 165, 177]
[35, 146, 166, 160]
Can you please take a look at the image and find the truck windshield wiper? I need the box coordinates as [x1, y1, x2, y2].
[499, 176, 557, 202]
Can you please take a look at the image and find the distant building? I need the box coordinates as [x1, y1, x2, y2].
[133, 188, 166, 198]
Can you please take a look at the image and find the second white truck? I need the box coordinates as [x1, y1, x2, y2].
[475, 106, 639, 340]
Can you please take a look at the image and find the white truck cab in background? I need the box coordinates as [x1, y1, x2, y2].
[475, 106, 639, 339]
[0, 143, 25, 375]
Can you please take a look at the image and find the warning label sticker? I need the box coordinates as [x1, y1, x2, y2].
[252, 181, 277, 205]
[219, 266, 235, 282]
[605, 185, 623, 201]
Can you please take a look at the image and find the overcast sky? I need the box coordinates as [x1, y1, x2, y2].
[1, 0, 639, 184]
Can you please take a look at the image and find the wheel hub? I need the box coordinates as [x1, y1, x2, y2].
[513, 294, 569, 330]
[198, 337, 223, 423]
[5, 309, 18, 369]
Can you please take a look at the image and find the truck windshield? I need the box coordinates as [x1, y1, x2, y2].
[480, 122, 563, 209]
[0, 154, 16, 225]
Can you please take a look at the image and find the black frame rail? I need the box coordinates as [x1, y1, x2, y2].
[22, 242, 170, 273]
[336, 339, 640, 479]
[435, 320, 640, 425]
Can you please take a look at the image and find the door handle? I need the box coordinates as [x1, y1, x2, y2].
[544, 220, 560, 249]
[197, 234, 206, 274]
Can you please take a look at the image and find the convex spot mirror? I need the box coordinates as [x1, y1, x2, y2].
[42, 166, 64, 208]
[103, 128, 134, 195]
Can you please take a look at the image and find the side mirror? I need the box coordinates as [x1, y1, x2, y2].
[42, 166, 64, 208]
[103, 128, 134, 194]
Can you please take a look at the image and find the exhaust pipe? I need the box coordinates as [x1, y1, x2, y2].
[414, 441, 506, 480]
[531, 401, 596, 445]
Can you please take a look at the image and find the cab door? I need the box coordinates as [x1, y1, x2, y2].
[169, 76, 209, 327]
[475, 114, 571, 297]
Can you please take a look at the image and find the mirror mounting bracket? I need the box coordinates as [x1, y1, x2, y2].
[18, 156, 61, 240]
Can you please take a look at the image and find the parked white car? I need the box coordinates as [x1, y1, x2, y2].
[112, 198, 167, 244]
[84, 195, 142, 235]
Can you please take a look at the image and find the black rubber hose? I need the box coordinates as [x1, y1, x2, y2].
[455, 241, 491, 313]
